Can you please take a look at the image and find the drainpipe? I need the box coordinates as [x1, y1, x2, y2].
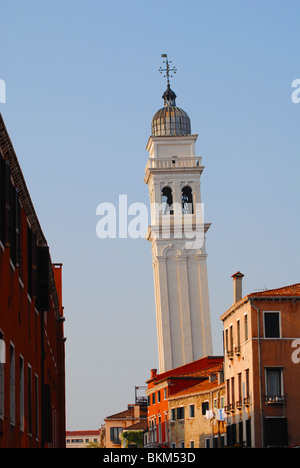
[249, 299, 264, 448]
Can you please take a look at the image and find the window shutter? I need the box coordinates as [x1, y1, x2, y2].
[36, 246, 50, 311]
[42, 384, 52, 443]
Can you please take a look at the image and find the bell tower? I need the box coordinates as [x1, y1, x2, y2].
[145, 56, 213, 373]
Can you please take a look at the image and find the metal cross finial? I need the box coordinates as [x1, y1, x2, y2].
[159, 54, 177, 86]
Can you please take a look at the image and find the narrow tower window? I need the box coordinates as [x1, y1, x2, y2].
[182, 186, 194, 214]
[161, 186, 173, 215]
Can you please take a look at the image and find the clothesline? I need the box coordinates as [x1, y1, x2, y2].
[205, 408, 227, 421]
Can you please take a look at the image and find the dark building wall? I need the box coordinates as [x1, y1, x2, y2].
[0, 114, 66, 448]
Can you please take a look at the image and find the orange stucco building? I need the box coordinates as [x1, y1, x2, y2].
[145, 356, 224, 447]
[221, 272, 300, 447]
[0, 114, 66, 447]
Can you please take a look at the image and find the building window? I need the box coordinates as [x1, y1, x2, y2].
[205, 438, 211, 448]
[19, 356, 24, 431]
[226, 424, 237, 447]
[149, 419, 157, 443]
[152, 393, 156, 405]
[171, 408, 176, 421]
[236, 320, 241, 352]
[237, 373, 242, 408]
[28, 365, 32, 435]
[264, 417, 288, 447]
[110, 427, 123, 444]
[246, 419, 252, 447]
[231, 377, 235, 409]
[244, 314, 248, 341]
[177, 407, 185, 420]
[71, 438, 83, 443]
[225, 328, 228, 353]
[264, 312, 281, 338]
[0, 332, 4, 419]
[35, 374, 39, 439]
[180, 441, 185, 448]
[202, 401, 209, 415]
[265, 368, 284, 403]
[189, 404, 195, 418]
[238, 421, 243, 445]
[157, 390, 161, 403]
[158, 416, 162, 443]
[229, 325, 233, 354]
[10, 343, 15, 425]
[164, 388, 167, 399]
[190, 440, 195, 448]
[245, 369, 250, 405]
[226, 380, 230, 408]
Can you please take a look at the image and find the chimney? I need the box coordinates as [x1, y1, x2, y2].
[232, 271, 244, 303]
[133, 404, 140, 421]
[150, 369, 157, 379]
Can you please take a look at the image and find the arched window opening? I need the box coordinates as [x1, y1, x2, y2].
[182, 186, 194, 214]
[161, 186, 173, 215]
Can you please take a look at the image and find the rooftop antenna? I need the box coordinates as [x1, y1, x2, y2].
[159, 54, 177, 86]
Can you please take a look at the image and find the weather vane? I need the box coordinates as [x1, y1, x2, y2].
[159, 54, 177, 86]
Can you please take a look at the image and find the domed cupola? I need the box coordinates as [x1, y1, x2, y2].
[151, 55, 191, 137]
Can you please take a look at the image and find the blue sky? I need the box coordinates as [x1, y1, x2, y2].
[0, 0, 299, 430]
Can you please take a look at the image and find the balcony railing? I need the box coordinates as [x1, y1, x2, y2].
[225, 403, 235, 414]
[244, 396, 250, 407]
[225, 397, 251, 413]
[146, 157, 203, 170]
[265, 394, 286, 405]
[236, 399, 243, 410]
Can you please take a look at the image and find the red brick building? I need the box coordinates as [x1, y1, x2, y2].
[0, 114, 66, 447]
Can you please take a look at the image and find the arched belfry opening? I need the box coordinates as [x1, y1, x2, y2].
[182, 186, 194, 214]
[161, 186, 173, 215]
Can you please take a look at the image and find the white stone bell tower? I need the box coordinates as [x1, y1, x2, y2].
[144, 56, 213, 373]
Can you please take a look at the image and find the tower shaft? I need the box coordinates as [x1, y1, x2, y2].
[145, 134, 213, 373]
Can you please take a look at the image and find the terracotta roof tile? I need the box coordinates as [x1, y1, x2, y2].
[66, 430, 100, 436]
[122, 420, 148, 432]
[175, 362, 223, 379]
[105, 405, 147, 420]
[147, 356, 224, 384]
[221, 282, 300, 321]
[169, 378, 222, 400]
[249, 283, 300, 297]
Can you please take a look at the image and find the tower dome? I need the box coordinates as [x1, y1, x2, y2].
[151, 83, 191, 137]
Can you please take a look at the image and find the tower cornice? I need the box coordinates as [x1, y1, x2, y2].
[146, 134, 198, 153]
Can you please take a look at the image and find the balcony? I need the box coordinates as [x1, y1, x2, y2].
[225, 403, 235, 414]
[265, 395, 286, 405]
[236, 399, 243, 410]
[244, 396, 250, 407]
